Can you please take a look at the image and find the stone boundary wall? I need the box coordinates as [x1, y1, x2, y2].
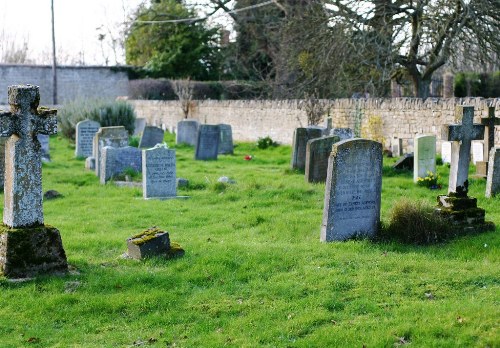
[0, 64, 129, 105]
[130, 98, 500, 151]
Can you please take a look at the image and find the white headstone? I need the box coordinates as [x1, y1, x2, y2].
[441, 141, 452, 164]
[143, 145, 176, 199]
[414, 135, 436, 182]
[471, 141, 484, 164]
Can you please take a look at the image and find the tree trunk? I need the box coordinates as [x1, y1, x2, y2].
[410, 74, 431, 98]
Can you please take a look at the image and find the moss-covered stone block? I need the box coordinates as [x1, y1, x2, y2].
[0, 224, 68, 278]
[437, 195, 477, 210]
[127, 227, 184, 260]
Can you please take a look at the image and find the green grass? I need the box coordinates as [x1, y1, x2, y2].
[0, 133, 498, 347]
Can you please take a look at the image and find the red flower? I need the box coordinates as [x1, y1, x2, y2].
[244, 155, 253, 161]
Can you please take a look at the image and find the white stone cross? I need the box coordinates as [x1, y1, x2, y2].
[481, 106, 500, 160]
[442, 106, 484, 196]
[0, 85, 57, 227]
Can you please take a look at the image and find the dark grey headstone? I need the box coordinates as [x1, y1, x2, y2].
[218, 124, 234, 154]
[142, 145, 176, 199]
[94, 126, 129, 177]
[195, 125, 220, 160]
[100, 146, 142, 184]
[291, 127, 324, 171]
[305, 135, 340, 183]
[393, 153, 414, 170]
[176, 119, 199, 146]
[0, 138, 5, 190]
[37, 134, 50, 162]
[139, 126, 165, 148]
[75, 119, 100, 158]
[329, 128, 354, 141]
[321, 139, 383, 241]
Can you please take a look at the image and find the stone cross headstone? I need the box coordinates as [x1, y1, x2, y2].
[176, 119, 199, 146]
[0, 85, 68, 277]
[291, 127, 324, 171]
[218, 124, 234, 154]
[413, 135, 436, 182]
[442, 106, 484, 195]
[37, 134, 50, 162]
[486, 147, 500, 198]
[100, 145, 142, 184]
[305, 135, 340, 183]
[476, 107, 500, 177]
[143, 144, 176, 199]
[471, 141, 484, 165]
[134, 118, 146, 136]
[75, 119, 100, 158]
[441, 141, 452, 164]
[321, 139, 383, 242]
[329, 128, 354, 141]
[139, 125, 164, 148]
[195, 125, 220, 160]
[93, 126, 129, 177]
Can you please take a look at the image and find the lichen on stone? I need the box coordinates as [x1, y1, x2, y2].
[130, 226, 165, 245]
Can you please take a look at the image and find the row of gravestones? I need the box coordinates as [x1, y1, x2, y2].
[321, 105, 497, 241]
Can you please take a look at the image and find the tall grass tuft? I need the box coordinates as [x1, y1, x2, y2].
[59, 99, 136, 140]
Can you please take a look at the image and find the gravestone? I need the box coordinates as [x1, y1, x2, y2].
[195, 125, 220, 160]
[291, 127, 324, 171]
[413, 135, 436, 182]
[134, 118, 146, 136]
[485, 147, 500, 198]
[471, 141, 484, 165]
[329, 128, 354, 141]
[93, 126, 129, 177]
[0, 138, 6, 190]
[139, 125, 164, 148]
[126, 227, 184, 260]
[321, 139, 383, 242]
[37, 134, 50, 162]
[142, 144, 177, 199]
[176, 119, 199, 146]
[391, 138, 403, 157]
[305, 135, 340, 183]
[218, 124, 234, 154]
[476, 107, 500, 177]
[441, 141, 452, 164]
[393, 153, 414, 170]
[100, 145, 142, 184]
[437, 106, 494, 233]
[75, 119, 100, 158]
[0, 85, 68, 278]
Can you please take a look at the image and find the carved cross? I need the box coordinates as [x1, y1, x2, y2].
[481, 106, 500, 160]
[442, 106, 484, 196]
[0, 85, 57, 228]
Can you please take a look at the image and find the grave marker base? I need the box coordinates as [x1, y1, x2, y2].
[436, 195, 495, 234]
[0, 225, 68, 278]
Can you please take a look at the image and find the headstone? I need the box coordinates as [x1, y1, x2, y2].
[290, 127, 324, 171]
[176, 119, 199, 146]
[329, 128, 354, 141]
[134, 118, 146, 136]
[0, 138, 6, 190]
[436, 105, 494, 233]
[441, 141, 452, 164]
[126, 227, 184, 260]
[142, 144, 176, 199]
[0, 85, 67, 277]
[486, 147, 500, 198]
[393, 153, 414, 170]
[321, 139, 383, 242]
[476, 107, 500, 177]
[471, 141, 484, 165]
[218, 124, 234, 154]
[139, 126, 164, 148]
[305, 135, 340, 183]
[100, 145, 142, 184]
[414, 135, 436, 182]
[37, 134, 50, 162]
[391, 138, 403, 157]
[85, 157, 96, 170]
[93, 126, 129, 177]
[195, 125, 220, 160]
[75, 119, 100, 158]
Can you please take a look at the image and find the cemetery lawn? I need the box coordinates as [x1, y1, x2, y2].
[0, 133, 498, 348]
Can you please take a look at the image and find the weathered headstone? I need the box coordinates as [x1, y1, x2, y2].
[391, 138, 403, 157]
[139, 125, 164, 148]
[75, 119, 100, 158]
[441, 141, 452, 164]
[437, 106, 494, 233]
[0, 85, 68, 278]
[486, 147, 500, 198]
[37, 134, 50, 162]
[0, 138, 6, 190]
[176, 119, 199, 146]
[414, 135, 436, 182]
[476, 107, 500, 177]
[85, 157, 96, 170]
[471, 141, 484, 165]
[321, 139, 383, 242]
[305, 135, 340, 183]
[218, 124, 234, 154]
[134, 118, 146, 136]
[195, 125, 220, 160]
[100, 145, 142, 184]
[93, 126, 129, 177]
[291, 127, 324, 171]
[142, 144, 176, 199]
[329, 128, 354, 141]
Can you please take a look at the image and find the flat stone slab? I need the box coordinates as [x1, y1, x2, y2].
[126, 227, 184, 260]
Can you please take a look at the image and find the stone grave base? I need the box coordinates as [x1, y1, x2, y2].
[143, 196, 190, 201]
[0, 224, 68, 278]
[125, 227, 185, 260]
[436, 195, 495, 234]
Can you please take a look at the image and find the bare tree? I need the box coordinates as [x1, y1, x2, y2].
[172, 79, 195, 119]
[0, 30, 32, 64]
[299, 90, 330, 126]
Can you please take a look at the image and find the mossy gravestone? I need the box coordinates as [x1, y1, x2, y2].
[195, 125, 220, 160]
[291, 127, 324, 171]
[126, 227, 184, 260]
[305, 135, 340, 183]
[0, 85, 68, 278]
[437, 106, 495, 233]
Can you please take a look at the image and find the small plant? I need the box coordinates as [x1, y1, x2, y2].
[112, 167, 141, 182]
[380, 198, 451, 244]
[129, 136, 140, 148]
[416, 171, 441, 189]
[257, 136, 278, 149]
